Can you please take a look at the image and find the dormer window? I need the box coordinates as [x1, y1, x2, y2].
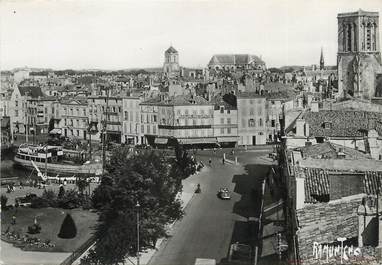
[324, 122, 332, 129]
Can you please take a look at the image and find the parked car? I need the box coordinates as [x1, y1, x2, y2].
[218, 188, 231, 200]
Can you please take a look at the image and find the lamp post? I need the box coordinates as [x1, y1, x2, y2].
[136, 201, 140, 265]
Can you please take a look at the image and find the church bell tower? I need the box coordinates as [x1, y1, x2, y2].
[337, 9, 382, 99]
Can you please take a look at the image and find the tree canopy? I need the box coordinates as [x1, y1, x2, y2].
[84, 147, 187, 265]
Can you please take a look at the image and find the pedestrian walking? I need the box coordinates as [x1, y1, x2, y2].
[12, 215, 16, 225]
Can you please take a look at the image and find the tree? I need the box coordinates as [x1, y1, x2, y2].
[76, 178, 89, 195]
[86, 147, 183, 265]
[1, 195, 8, 210]
[173, 142, 197, 179]
[58, 185, 65, 198]
[58, 213, 77, 239]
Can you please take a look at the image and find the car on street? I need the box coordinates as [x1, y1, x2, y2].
[218, 188, 231, 200]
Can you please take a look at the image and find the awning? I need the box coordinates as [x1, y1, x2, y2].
[217, 136, 239, 143]
[179, 137, 218, 145]
[49, 128, 62, 134]
[154, 137, 168, 144]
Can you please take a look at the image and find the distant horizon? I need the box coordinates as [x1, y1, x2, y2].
[2, 63, 338, 72]
[1, 0, 381, 70]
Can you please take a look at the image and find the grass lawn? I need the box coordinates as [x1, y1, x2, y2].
[1, 207, 98, 252]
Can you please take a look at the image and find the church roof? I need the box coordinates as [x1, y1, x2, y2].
[165, 46, 178, 54]
[208, 54, 265, 66]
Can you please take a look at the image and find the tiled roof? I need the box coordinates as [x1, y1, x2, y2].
[208, 54, 265, 66]
[302, 168, 382, 203]
[303, 110, 382, 137]
[18, 86, 43, 98]
[237, 91, 266, 99]
[298, 142, 371, 160]
[210, 94, 237, 110]
[364, 171, 382, 195]
[303, 168, 330, 203]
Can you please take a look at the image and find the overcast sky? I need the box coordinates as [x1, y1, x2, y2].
[1, 0, 381, 70]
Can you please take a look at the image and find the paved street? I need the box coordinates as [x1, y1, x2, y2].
[148, 147, 274, 265]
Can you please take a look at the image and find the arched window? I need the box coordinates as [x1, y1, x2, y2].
[248, 119, 255, 127]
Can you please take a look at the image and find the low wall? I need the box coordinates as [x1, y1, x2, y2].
[296, 195, 363, 260]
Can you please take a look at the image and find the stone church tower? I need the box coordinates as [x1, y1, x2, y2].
[337, 9, 382, 99]
[163, 46, 180, 78]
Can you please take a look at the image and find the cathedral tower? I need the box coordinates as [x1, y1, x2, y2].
[337, 9, 382, 99]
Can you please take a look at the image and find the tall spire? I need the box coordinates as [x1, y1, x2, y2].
[320, 47, 325, 70]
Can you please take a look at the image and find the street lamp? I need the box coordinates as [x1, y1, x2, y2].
[136, 201, 141, 265]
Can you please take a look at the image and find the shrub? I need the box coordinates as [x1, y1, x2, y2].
[27, 223, 42, 234]
[58, 214, 77, 239]
[30, 197, 50, 208]
[58, 189, 82, 209]
[1, 195, 8, 210]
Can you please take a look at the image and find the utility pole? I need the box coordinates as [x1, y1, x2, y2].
[136, 201, 140, 265]
[254, 178, 266, 265]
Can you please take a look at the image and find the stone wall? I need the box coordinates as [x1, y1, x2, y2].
[296, 195, 363, 260]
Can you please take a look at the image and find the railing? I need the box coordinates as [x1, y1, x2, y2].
[60, 235, 96, 265]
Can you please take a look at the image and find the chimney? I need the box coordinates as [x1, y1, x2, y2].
[296, 119, 305, 137]
[311, 101, 319, 112]
[304, 122, 310, 137]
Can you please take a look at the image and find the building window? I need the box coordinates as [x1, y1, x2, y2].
[141, 125, 144, 133]
[125, 111, 128, 121]
[193, 119, 196, 125]
[15, 101, 18, 107]
[220, 118, 224, 124]
[153, 115, 157, 122]
[227, 109, 230, 114]
[227, 128, 231, 134]
[324, 122, 332, 129]
[248, 119, 255, 127]
[250, 108, 254, 115]
[220, 128, 224, 134]
[153, 126, 156, 134]
[220, 106, 224, 113]
[227, 118, 231, 124]
[271, 120, 275, 127]
[15, 110, 18, 117]
[77, 130, 80, 136]
[259, 119, 263, 127]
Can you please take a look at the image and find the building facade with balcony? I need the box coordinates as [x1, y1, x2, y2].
[59, 97, 89, 140]
[153, 94, 215, 146]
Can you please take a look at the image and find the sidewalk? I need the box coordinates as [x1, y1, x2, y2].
[73, 166, 209, 265]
